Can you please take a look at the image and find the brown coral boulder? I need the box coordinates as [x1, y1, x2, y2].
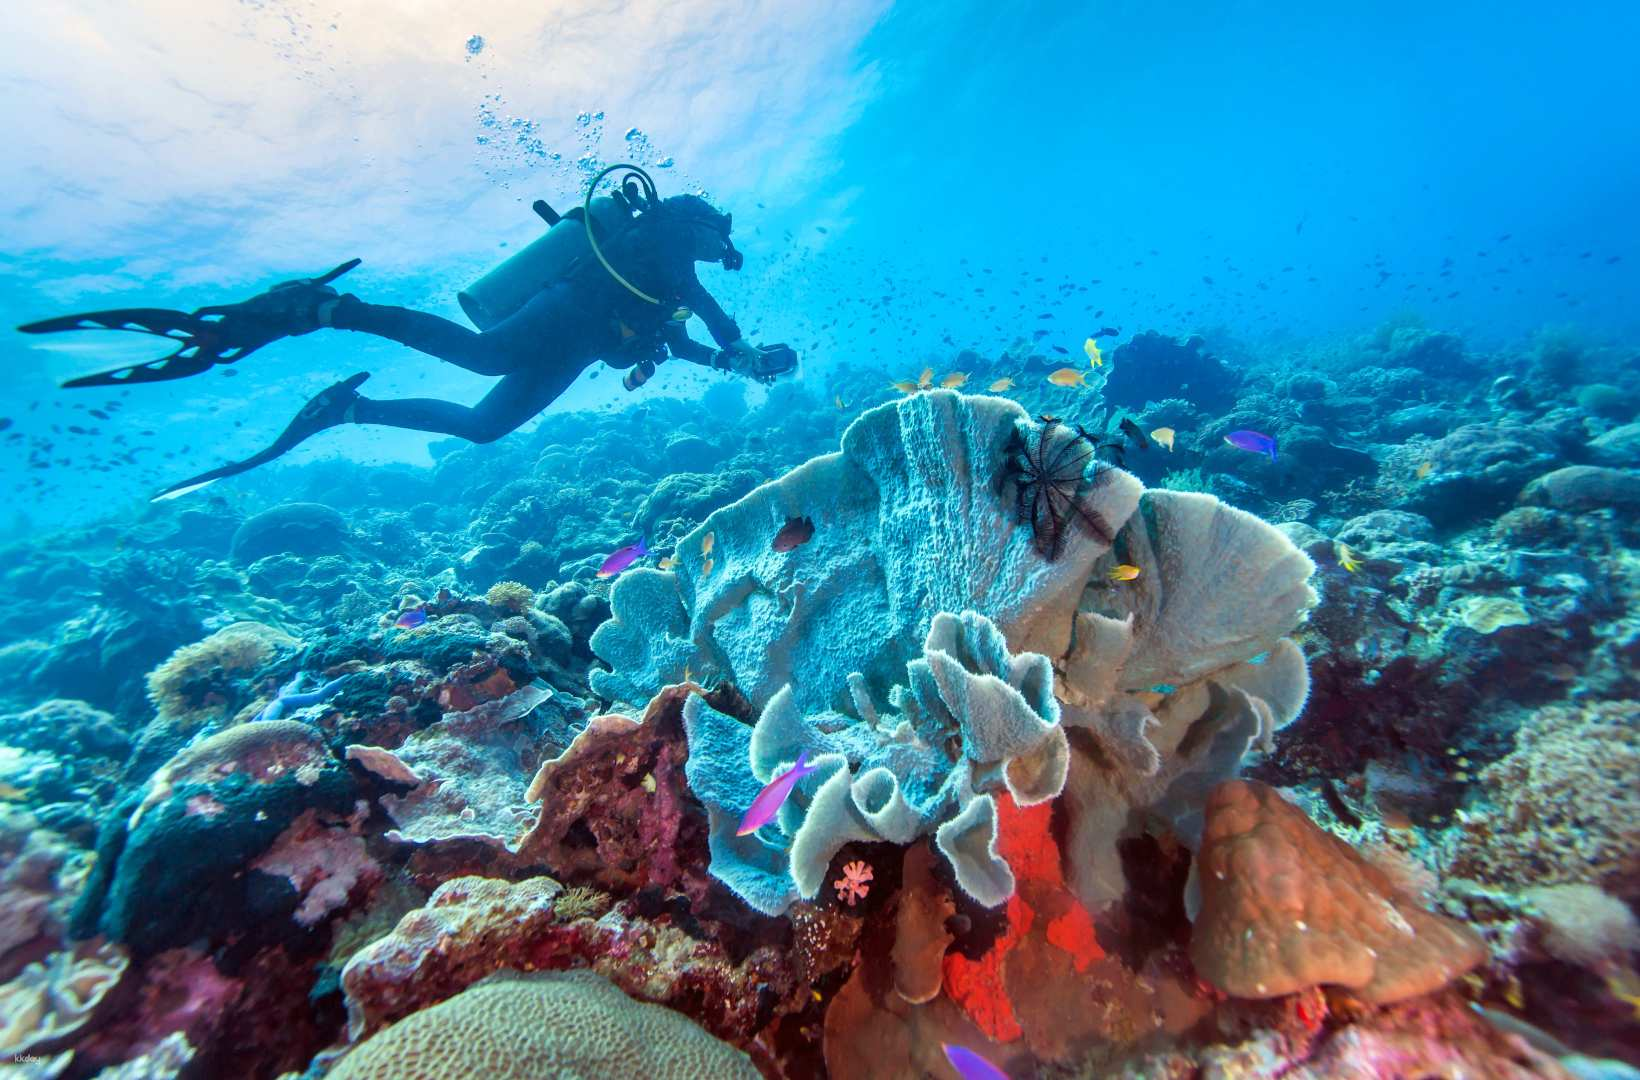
[1189, 780, 1484, 1004]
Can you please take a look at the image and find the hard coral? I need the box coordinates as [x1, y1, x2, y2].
[482, 580, 534, 614]
[518, 684, 707, 893]
[144, 621, 297, 730]
[328, 970, 760, 1080]
[1189, 780, 1484, 1004]
[1448, 699, 1640, 894]
[0, 940, 129, 1058]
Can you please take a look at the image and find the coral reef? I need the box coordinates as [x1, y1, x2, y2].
[2, 309, 1637, 1078]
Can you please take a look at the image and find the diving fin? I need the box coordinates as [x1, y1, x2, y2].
[150, 372, 370, 502]
[21, 258, 362, 389]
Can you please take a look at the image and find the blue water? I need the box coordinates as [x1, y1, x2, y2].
[2, 1, 1636, 529]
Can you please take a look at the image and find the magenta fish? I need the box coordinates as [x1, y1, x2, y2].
[736, 750, 817, 836]
[597, 537, 650, 579]
[393, 607, 427, 629]
[942, 1044, 1010, 1080]
[1224, 429, 1278, 462]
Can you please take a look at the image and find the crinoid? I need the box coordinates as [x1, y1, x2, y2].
[998, 418, 1116, 560]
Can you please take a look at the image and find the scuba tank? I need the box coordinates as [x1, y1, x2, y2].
[456, 193, 631, 331]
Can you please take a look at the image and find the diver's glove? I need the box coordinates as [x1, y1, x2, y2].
[714, 340, 798, 384]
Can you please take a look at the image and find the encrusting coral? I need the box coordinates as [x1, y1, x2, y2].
[0, 940, 130, 1059]
[326, 970, 760, 1080]
[1188, 779, 1485, 1004]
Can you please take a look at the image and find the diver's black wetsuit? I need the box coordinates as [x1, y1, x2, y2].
[325, 211, 742, 442]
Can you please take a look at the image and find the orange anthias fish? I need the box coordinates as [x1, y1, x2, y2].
[834, 394, 849, 410]
[988, 376, 1015, 392]
[702, 531, 715, 556]
[1107, 564, 1142, 582]
[941, 372, 968, 389]
[1084, 337, 1103, 367]
[702, 556, 715, 577]
[1416, 460, 1433, 480]
[917, 367, 934, 389]
[1047, 368, 1087, 388]
[1150, 426, 1176, 451]
[658, 556, 678, 571]
[772, 516, 816, 552]
[890, 379, 919, 395]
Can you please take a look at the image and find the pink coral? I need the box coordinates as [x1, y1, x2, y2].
[833, 861, 873, 906]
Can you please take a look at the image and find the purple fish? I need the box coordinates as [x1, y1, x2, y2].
[393, 607, 427, 629]
[736, 750, 817, 836]
[597, 536, 650, 579]
[1224, 429, 1278, 462]
[942, 1044, 1010, 1080]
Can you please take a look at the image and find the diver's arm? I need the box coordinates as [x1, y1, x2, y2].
[660, 321, 717, 365]
[675, 271, 743, 350]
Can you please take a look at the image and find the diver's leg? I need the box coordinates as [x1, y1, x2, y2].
[325, 286, 581, 378]
[350, 363, 577, 444]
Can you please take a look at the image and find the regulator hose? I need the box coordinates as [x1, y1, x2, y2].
[584, 163, 662, 305]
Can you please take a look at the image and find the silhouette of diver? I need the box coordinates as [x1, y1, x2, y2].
[20, 166, 796, 500]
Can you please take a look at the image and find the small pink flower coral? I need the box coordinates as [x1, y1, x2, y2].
[833, 860, 874, 906]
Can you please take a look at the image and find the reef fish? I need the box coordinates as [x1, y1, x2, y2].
[943, 1044, 1010, 1080]
[736, 750, 817, 836]
[1084, 337, 1103, 367]
[1224, 429, 1278, 461]
[917, 367, 934, 389]
[1416, 460, 1433, 480]
[393, 607, 427, 629]
[771, 516, 816, 552]
[834, 394, 849, 410]
[597, 537, 650, 578]
[1047, 368, 1088, 388]
[941, 371, 968, 389]
[1118, 418, 1150, 450]
[658, 556, 678, 570]
[1107, 563, 1142, 582]
[702, 531, 715, 556]
[1335, 541, 1361, 573]
[890, 379, 919, 395]
[988, 376, 1015, 392]
[1151, 426, 1176, 451]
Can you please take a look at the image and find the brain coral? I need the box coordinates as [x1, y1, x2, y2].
[325, 970, 759, 1080]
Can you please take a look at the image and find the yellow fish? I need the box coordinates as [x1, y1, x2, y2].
[890, 379, 919, 395]
[917, 367, 934, 389]
[1107, 564, 1142, 582]
[1084, 338, 1103, 367]
[658, 556, 678, 571]
[1416, 460, 1433, 480]
[940, 372, 968, 389]
[834, 394, 849, 410]
[1047, 368, 1087, 388]
[1150, 427, 1176, 451]
[0, 781, 28, 801]
[1335, 541, 1361, 573]
[672, 306, 693, 321]
[988, 376, 1015, 392]
[702, 531, 715, 556]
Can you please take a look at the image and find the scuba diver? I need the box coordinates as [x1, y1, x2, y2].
[19, 165, 797, 500]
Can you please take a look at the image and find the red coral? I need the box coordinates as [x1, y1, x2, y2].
[940, 795, 1105, 1042]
